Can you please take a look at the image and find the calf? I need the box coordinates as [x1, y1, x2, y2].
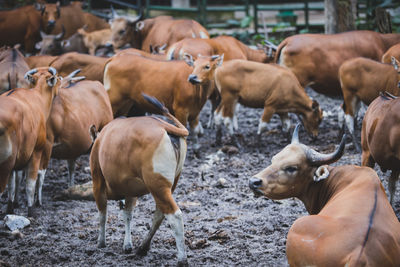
[361, 92, 400, 204]
[36, 27, 65, 55]
[382, 43, 400, 64]
[249, 125, 400, 266]
[338, 57, 400, 151]
[110, 11, 209, 52]
[50, 52, 107, 82]
[0, 46, 29, 93]
[90, 94, 189, 265]
[0, 67, 59, 216]
[76, 27, 112, 56]
[104, 52, 214, 150]
[186, 56, 322, 144]
[275, 30, 400, 96]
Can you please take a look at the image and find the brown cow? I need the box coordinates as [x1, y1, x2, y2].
[186, 56, 322, 144]
[36, 26, 65, 55]
[275, 30, 400, 96]
[25, 55, 58, 69]
[104, 51, 214, 150]
[50, 52, 107, 82]
[76, 27, 112, 55]
[249, 125, 400, 266]
[0, 46, 29, 93]
[0, 67, 59, 216]
[361, 92, 400, 205]
[0, 4, 43, 53]
[110, 10, 209, 52]
[90, 94, 189, 265]
[31, 70, 113, 206]
[338, 57, 400, 152]
[382, 43, 400, 64]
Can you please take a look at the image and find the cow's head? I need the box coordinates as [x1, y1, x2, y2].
[249, 124, 346, 199]
[24, 67, 60, 97]
[40, 1, 61, 33]
[36, 25, 65, 55]
[60, 32, 88, 54]
[185, 54, 224, 85]
[299, 99, 323, 138]
[109, 7, 143, 49]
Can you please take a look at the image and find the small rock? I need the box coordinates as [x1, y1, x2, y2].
[216, 178, 227, 188]
[84, 166, 91, 173]
[221, 145, 239, 155]
[4, 215, 30, 231]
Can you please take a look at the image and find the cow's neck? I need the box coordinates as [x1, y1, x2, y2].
[36, 80, 57, 119]
[381, 33, 400, 51]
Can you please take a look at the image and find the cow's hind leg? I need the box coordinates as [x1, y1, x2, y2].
[136, 207, 165, 256]
[6, 172, 15, 214]
[123, 197, 137, 253]
[389, 171, 399, 205]
[67, 159, 76, 187]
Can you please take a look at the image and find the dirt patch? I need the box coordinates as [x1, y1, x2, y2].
[1, 89, 399, 267]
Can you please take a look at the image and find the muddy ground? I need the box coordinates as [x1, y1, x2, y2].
[1, 89, 400, 267]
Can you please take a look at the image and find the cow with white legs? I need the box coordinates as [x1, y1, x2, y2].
[249, 125, 400, 266]
[0, 67, 59, 216]
[338, 56, 400, 152]
[90, 94, 189, 266]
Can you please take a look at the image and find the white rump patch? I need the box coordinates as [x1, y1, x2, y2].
[103, 63, 111, 92]
[152, 132, 178, 185]
[278, 46, 286, 66]
[199, 31, 208, 39]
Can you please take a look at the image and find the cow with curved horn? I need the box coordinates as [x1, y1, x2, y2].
[0, 67, 60, 216]
[36, 25, 66, 55]
[109, 7, 208, 52]
[249, 125, 400, 266]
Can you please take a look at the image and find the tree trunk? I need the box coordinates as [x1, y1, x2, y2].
[325, 0, 357, 33]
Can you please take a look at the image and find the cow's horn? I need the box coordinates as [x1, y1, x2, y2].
[291, 123, 301, 144]
[305, 134, 347, 166]
[55, 25, 65, 41]
[211, 55, 220, 60]
[110, 5, 118, 19]
[48, 67, 57, 75]
[127, 8, 143, 24]
[24, 69, 38, 80]
[66, 69, 81, 79]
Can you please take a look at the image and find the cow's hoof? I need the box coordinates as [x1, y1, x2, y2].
[136, 245, 149, 256]
[97, 242, 106, 248]
[27, 207, 35, 218]
[6, 201, 14, 214]
[123, 243, 133, 253]
[177, 259, 189, 267]
[35, 201, 42, 207]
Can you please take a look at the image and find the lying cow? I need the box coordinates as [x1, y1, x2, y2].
[185, 55, 323, 144]
[338, 56, 400, 152]
[32, 70, 112, 207]
[90, 94, 189, 265]
[382, 43, 400, 64]
[0, 67, 59, 216]
[0, 46, 29, 93]
[249, 125, 400, 266]
[361, 92, 400, 204]
[104, 51, 214, 150]
[275, 30, 400, 96]
[110, 10, 209, 52]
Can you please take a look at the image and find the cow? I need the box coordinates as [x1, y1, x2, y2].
[167, 35, 272, 63]
[50, 52, 107, 82]
[35, 26, 65, 55]
[382, 43, 400, 64]
[0, 67, 59, 216]
[185, 56, 322, 144]
[338, 56, 400, 152]
[0, 46, 30, 94]
[90, 94, 189, 266]
[41, 1, 109, 38]
[361, 92, 400, 205]
[104, 51, 214, 150]
[31, 70, 113, 207]
[25, 55, 58, 69]
[110, 10, 209, 52]
[76, 27, 112, 55]
[0, 4, 43, 53]
[249, 125, 400, 266]
[275, 30, 400, 96]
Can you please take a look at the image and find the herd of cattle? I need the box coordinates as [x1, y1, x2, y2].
[1, 1, 400, 266]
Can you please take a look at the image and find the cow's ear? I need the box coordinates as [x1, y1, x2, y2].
[35, 41, 42, 50]
[47, 76, 58, 87]
[61, 40, 70, 47]
[135, 21, 145, 31]
[183, 53, 194, 67]
[217, 53, 224, 67]
[313, 165, 330, 182]
[34, 2, 44, 11]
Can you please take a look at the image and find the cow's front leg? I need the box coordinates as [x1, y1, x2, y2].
[123, 197, 136, 253]
[26, 151, 42, 217]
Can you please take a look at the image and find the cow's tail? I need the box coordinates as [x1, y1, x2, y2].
[85, 124, 98, 154]
[142, 93, 189, 137]
[274, 38, 288, 64]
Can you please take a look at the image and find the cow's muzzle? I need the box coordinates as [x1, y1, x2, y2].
[188, 74, 201, 84]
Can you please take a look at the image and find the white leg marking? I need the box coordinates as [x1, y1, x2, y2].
[345, 114, 354, 135]
[214, 110, 223, 127]
[165, 209, 187, 262]
[207, 109, 214, 129]
[257, 119, 269, 135]
[152, 132, 177, 185]
[280, 114, 291, 133]
[223, 117, 234, 135]
[233, 104, 239, 131]
[337, 107, 345, 129]
[37, 169, 46, 206]
[194, 122, 204, 136]
[98, 211, 107, 248]
[26, 178, 36, 208]
[8, 172, 15, 203]
[123, 199, 133, 252]
[67, 159, 75, 187]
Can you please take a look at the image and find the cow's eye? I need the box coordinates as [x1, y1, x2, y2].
[204, 65, 210, 70]
[119, 30, 125, 35]
[284, 166, 297, 174]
